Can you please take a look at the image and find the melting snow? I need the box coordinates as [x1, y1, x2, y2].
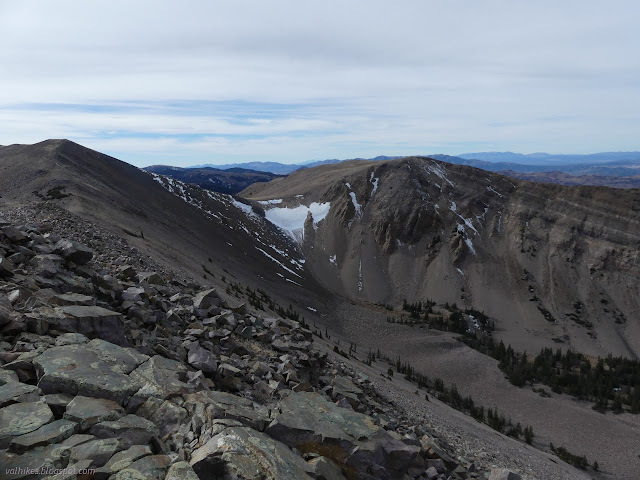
[256, 247, 302, 278]
[464, 238, 477, 255]
[370, 171, 379, 196]
[487, 186, 503, 197]
[276, 273, 302, 286]
[258, 199, 283, 205]
[450, 201, 479, 235]
[349, 192, 362, 217]
[425, 161, 454, 187]
[264, 202, 331, 243]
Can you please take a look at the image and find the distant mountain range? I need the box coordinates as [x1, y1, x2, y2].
[181, 152, 640, 190]
[190, 156, 401, 175]
[143, 165, 284, 194]
[187, 152, 640, 177]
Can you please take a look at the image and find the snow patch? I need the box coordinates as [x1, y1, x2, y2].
[349, 192, 362, 217]
[464, 238, 477, 255]
[258, 199, 283, 205]
[307, 306, 317, 312]
[370, 171, 379, 196]
[487, 186, 503, 197]
[329, 254, 337, 266]
[264, 202, 331, 243]
[358, 260, 363, 292]
[425, 161, 454, 187]
[456, 268, 464, 276]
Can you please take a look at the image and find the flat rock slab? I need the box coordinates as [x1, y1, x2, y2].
[265, 392, 418, 479]
[0, 382, 42, 407]
[50, 293, 95, 306]
[94, 444, 152, 479]
[88, 414, 158, 449]
[165, 461, 199, 480]
[70, 437, 121, 467]
[184, 390, 271, 432]
[10, 419, 79, 453]
[0, 444, 72, 480]
[33, 339, 149, 406]
[64, 395, 124, 430]
[111, 454, 172, 480]
[191, 426, 314, 480]
[128, 355, 194, 408]
[332, 375, 363, 402]
[0, 401, 54, 449]
[54, 306, 127, 346]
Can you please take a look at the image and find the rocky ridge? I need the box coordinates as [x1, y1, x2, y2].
[0, 211, 525, 480]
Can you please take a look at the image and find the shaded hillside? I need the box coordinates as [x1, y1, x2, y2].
[501, 170, 640, 189]
[242, 157, 640, 359]
[144, 165, 283, 194]
[430, 154, 640, 178]
[0, 140, 325, 312]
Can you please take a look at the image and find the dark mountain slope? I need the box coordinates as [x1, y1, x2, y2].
[502, 170, 640, 189]
[0, 140, 325, 311]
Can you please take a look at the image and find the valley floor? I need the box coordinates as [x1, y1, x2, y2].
[319, 301, 640, 480]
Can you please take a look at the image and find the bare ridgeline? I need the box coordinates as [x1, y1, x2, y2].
[1, 139, 639, 479]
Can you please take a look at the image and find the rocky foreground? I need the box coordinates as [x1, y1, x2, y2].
[0, 214, 522, 480]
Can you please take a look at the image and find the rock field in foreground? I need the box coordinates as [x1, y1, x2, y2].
[0, 214, 522, 480]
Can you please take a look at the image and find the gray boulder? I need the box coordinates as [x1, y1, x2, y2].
[54, 305, 128, 346]
[265, 392, 419, 479]
[190, 426, 314, 480]
[54, 239, 94, 265]
[183, 390, 271, 433]
[0, 401, 55, 449]
[489, 468, 522, 480]
[10, 419, 79, 453]
[193, 289, 220, 310]
[33, 340, 148, 405]
[64, 395, 125, 430]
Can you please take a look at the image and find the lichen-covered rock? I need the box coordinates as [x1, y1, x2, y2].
[0, 401, 55, 449]
[0, 443, 72, 480]
[128, 355, 194, 409]
[93, 444, 152, 479]
[0, 381, 42, 408]
[69, 437, 121, 467]
[33, 340, 148, 405]
[190, 426, 314, 480]
[265, 392, 418, 480]
[88, 414, 158, 449]
[165, 461, 199, 480]
[64, 396, 125, 430]
[183, 390, 271, 432]
[53, 305, 128, 346]
[9, 419, 79, 453]
[111, 454, 172, 480]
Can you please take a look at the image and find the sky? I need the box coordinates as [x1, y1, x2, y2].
[1, 1, 639, 167]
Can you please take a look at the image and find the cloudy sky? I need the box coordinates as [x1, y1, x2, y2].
[1, 1, 639, 167]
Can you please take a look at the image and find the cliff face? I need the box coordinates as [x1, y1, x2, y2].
[243, 157, 640, 358]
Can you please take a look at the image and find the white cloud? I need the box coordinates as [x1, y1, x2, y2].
[1, 1, 639, 166]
